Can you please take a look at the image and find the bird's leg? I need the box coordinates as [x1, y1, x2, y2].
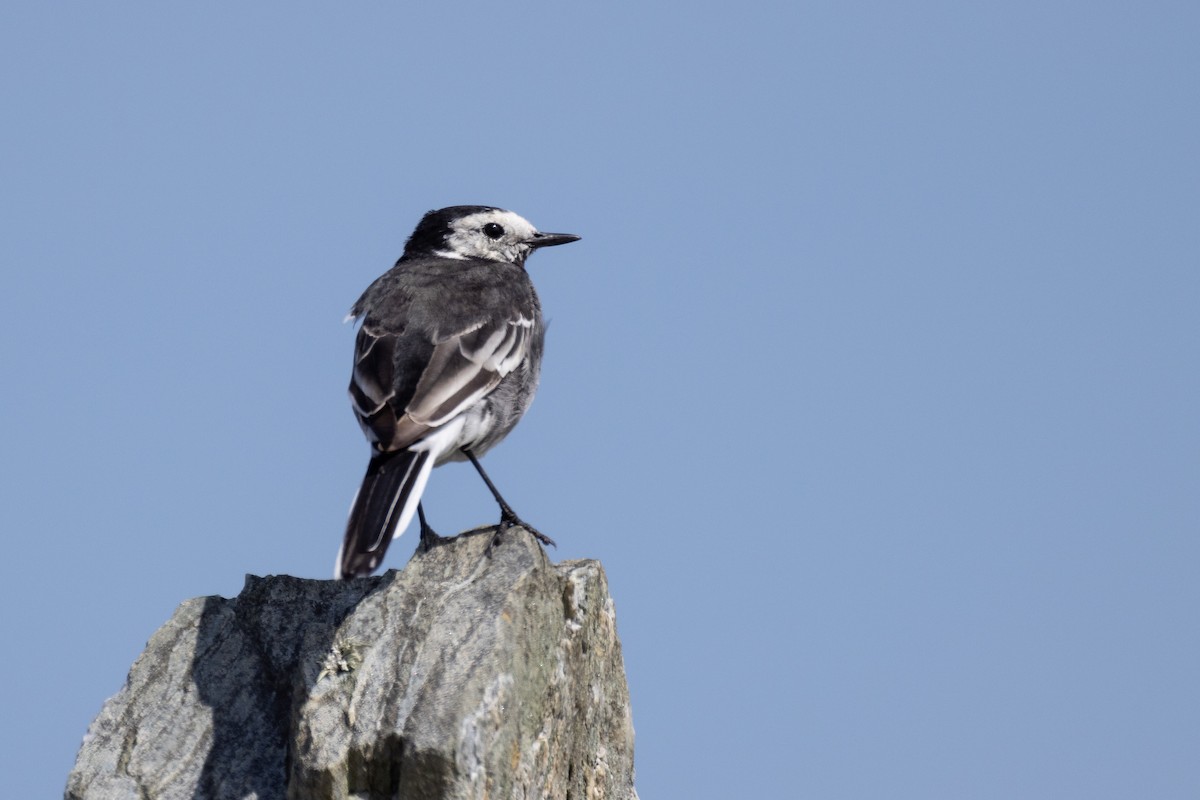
[417, 503, 445, 552]
[463, 448, 557, 551]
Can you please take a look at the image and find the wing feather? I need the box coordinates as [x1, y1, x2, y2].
[405, 318, 530, 428]
[349, 327, 395, 416]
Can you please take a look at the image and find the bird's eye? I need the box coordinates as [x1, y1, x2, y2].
[482, 222, 505, 239]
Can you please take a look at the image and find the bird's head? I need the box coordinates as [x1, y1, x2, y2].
[402, 206, 580, 267]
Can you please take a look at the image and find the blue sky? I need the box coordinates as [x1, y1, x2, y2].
[2, 3, 1198, 797]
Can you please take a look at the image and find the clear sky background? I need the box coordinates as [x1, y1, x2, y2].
[2, 3, 1198, 798]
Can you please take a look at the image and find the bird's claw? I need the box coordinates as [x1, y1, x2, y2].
[487, 507, 557, 554]
[418, 520, 446, 553]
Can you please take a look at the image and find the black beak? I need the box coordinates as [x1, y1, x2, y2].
[527, 231, 581, 248]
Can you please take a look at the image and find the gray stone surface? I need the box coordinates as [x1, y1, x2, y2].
[65, 529, 637, 800]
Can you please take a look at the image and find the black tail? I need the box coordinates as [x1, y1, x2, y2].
[337, 449, 431, 579]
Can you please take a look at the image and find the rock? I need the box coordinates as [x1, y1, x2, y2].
[65, 529, 637, 800]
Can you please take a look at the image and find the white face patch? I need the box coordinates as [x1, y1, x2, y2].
[442, 210, 540, 264]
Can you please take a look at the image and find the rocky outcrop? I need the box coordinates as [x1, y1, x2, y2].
[65, 528, 636, 800]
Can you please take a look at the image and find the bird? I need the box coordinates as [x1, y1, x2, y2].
[335, 205, 580, 579]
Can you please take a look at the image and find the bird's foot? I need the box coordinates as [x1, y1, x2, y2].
[486, 505, 557, 554]
[418, 507, 446, 553]
[419, 528, 448, 553]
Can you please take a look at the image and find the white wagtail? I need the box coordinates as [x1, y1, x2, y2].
[335, 205, 579, 579]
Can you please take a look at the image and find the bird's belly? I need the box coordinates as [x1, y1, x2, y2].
[433, 394, 526, 465]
